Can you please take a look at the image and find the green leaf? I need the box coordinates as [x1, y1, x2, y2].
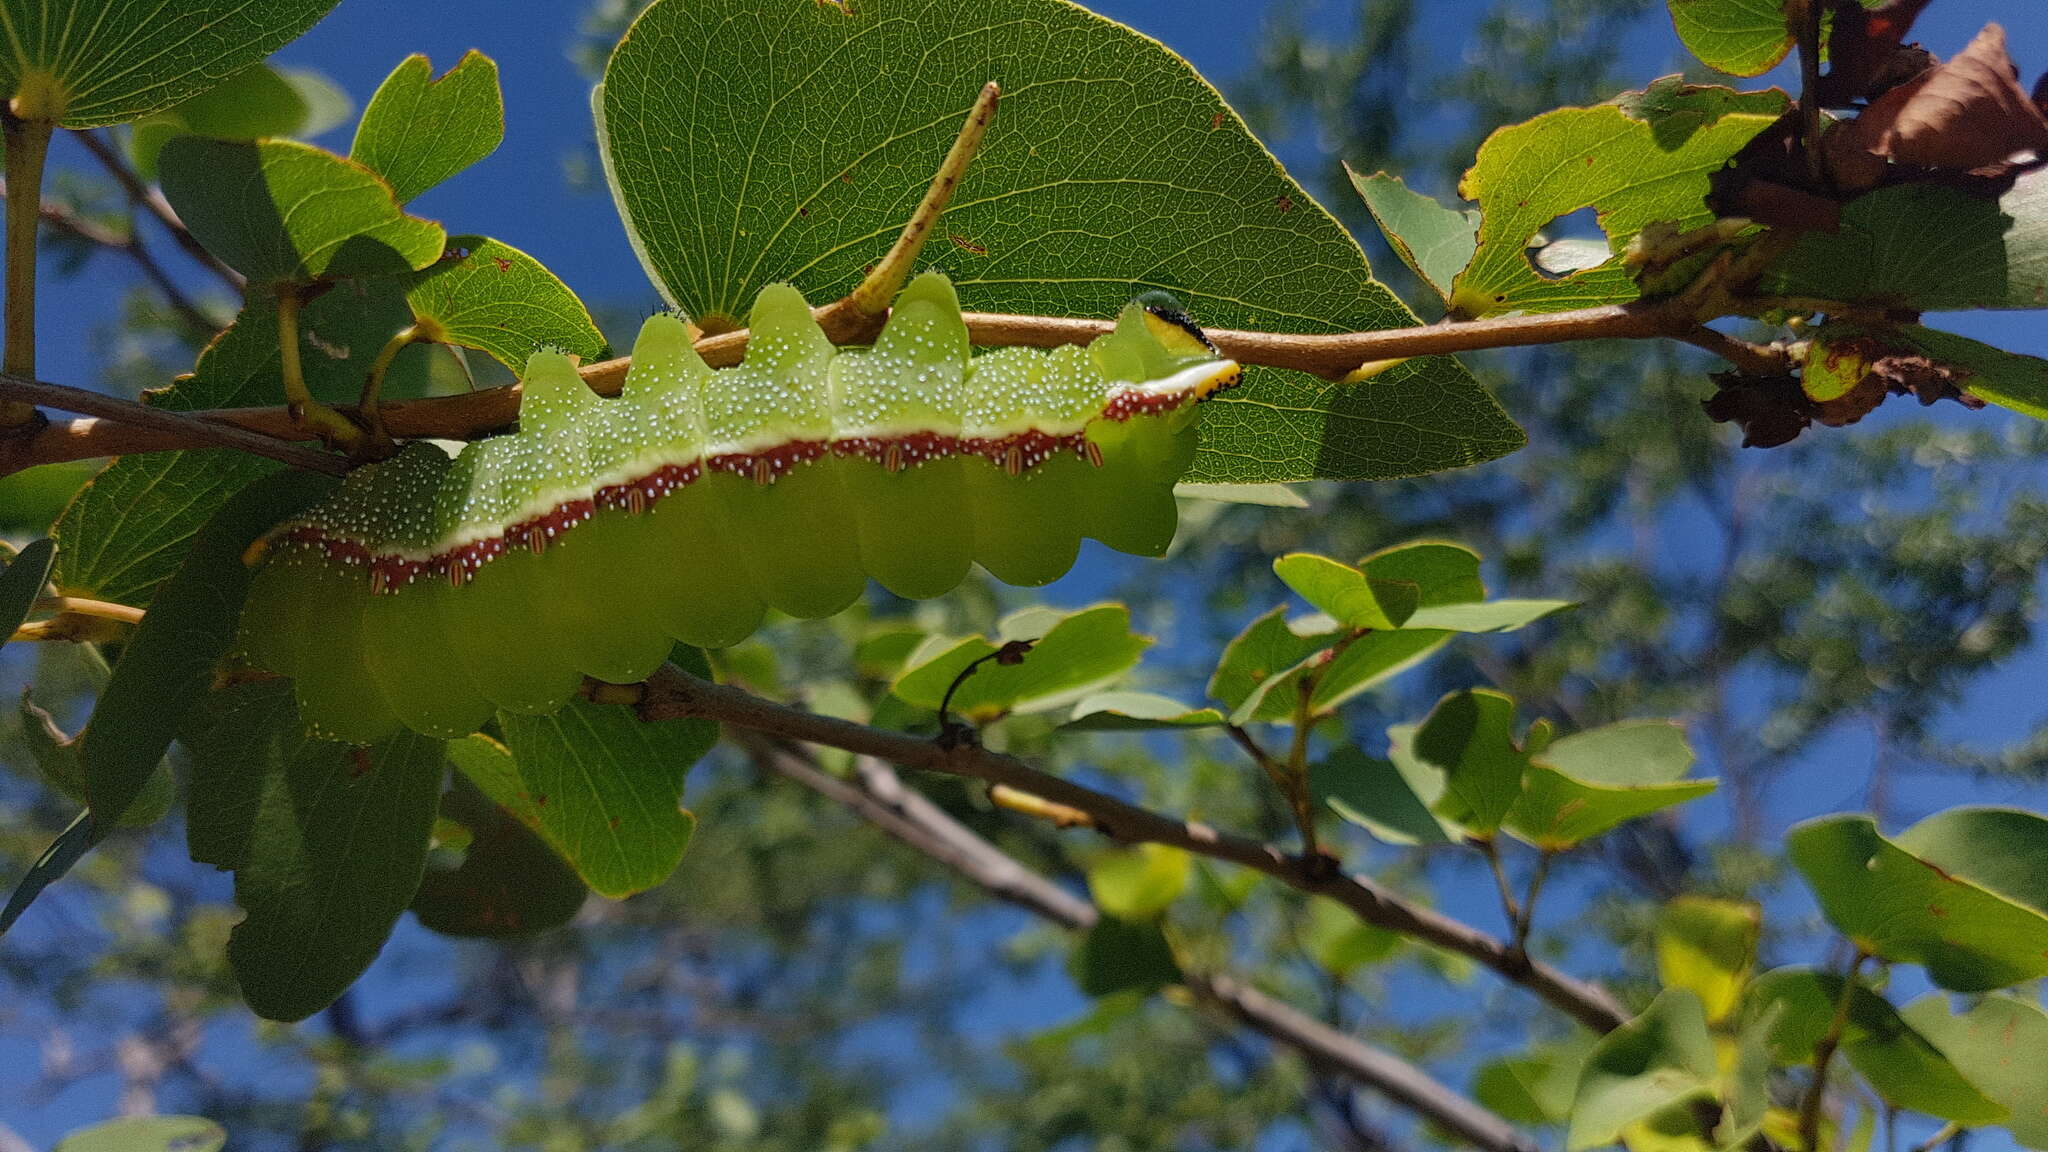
[406, 236, 608, 366]
[1411, 689, 1528, 835]
[0, 536, 53, 654]
[1069, 915, 1181, 998]
[1403, 599, 1574, 633]
[1892, 326, 2048, 421]
[1902, 994, 2048, 1150]
[128, 62, 315, 181]
[0, 809, 98, 937]
[1208, 606, 1341, 718]
[81, 470, 334, 826]
[597, 0, 1520, 483]
[1356, 540, 1486, 606]
[1301, 894, 1402, 977]
[1087, 844, 1190, 921]
[1273, 553, 1421, 630]
[1566, 988, 1718, 1152]
[1476, 1040, 1590, 1126]
[1665, 0, 1797, 76]
[1171, 482, 1308, 507]
[1504, 720, 1715, 849]
[350, 51, 504, 204]
[54, 1116, 227, 1152]
[892, 605, 1149, 723]
[1655, 895, 1759, 1024]
[158, 137, 446, 286]
[0, 0, 340, 127]
[1349, 168, 1480, 305]
[1746, 967, 2006, 1124]
[19, 694, 172, 829]
[1788, 811, 2048, 991]
[181, 681, 443, 1021]
[410, 770, 587, 938]
[477, 701, 712, 899]
[1061, 691, 1226, 731]
[1760, 172, 2048, 312]
[1313, 744, 1457, 845]
[1449, 81, 1784, 318]
[0, 461, 95, 534]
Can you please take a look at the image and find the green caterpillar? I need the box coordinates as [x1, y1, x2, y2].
[235, 272, 1241, 743]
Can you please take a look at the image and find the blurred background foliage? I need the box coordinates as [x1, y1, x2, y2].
[4, 0, 2046, 1148]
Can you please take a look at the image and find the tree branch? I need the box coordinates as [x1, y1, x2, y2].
[628, 665, 1630, 1033]
[71, 128, 245, 293]
[740, 734, 1541, 1152]
[0, 370, 346, 476]
[2, 296, 1717, 476]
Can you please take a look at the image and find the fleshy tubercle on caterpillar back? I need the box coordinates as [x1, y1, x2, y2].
[236, 271, 1242, 742]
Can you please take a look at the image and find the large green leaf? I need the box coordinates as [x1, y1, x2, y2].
[80, 470, 333, 827]
[1665, 0, 1796, 77]
[597, 0, 1520, 483]
[54, 1116, 227, 1152]
[1760, 172, 2048, 312]
[1475, 1040, 1591, 1127]
[1747, 967, 2005, 1124]
[1350, 168, 1480, 306]
[181, 680, 444, 1021]
[0, 536, 53, 654]
[351, 51, 503, 204]
[158, 137, 445, 286]
[0, 0, 339, 127]
[1566, 989, 1718, 1152]
[410, 770, 587, 938]
[1902, 994, 2048, 1150]
[1449, 81, 1784, 318]
[1788, 810, 2048, 991]
[1504, 720, 1715, 849]
[475, 702, 711, 899]
[892, 605, 1149, 723]
[1654, 895, 1758, 1024]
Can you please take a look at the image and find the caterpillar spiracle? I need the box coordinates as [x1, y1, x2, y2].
[235, 271, 1243, 743]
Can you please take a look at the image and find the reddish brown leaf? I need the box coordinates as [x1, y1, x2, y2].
[1819, 0, 1937, 106]
[1844, 24, 2048, 172]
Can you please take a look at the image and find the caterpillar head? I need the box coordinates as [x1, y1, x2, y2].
[1095, 289, 1241, 400]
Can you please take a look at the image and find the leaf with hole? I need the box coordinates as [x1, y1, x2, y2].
[1450, 80, 1783, 318]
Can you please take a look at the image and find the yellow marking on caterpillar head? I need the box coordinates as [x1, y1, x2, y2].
[1189, 361, 1245, 401]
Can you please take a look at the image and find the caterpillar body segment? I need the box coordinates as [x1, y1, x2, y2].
[237, 272, 1243, 741]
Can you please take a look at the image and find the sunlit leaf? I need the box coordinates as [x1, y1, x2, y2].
[1902, 994, 2048, 1150]
[1087, 844, 1190, 921]
[1655, 896, 1759, 1024]
[351, 51, 504, 204]
[893, 605, 1149, 722]
[1350, 168, 1480, 305]
[54, 1115, 226, 1152]
[1565, 989, 1717, 1152]
[1665, 0, 1797, 76]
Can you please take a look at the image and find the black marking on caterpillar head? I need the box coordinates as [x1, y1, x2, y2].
[1134, 290, 1218, 355]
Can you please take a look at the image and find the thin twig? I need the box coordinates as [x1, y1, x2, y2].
[743, 735, 1541, 1152]
[71, 128, 244, 292]
[839, 81, 999, 321]
[1, 293, 1745, 475]
[1479, 839, 1522, 943]
[1799, 950, 1870, 1152]
[32, 596, 143, 625]
[1905, 1122, 1961, 1152]
[0, 370, 346, 476]
[1515, 850, 1555, 953]
[628, 663, 1630, 1032]
[0, 182, 218, 335]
